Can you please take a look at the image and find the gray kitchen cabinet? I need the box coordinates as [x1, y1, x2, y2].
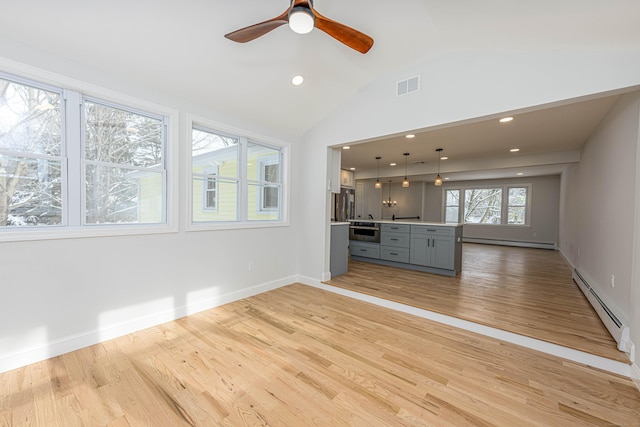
[330, 223, 349, 277]
[410, 225, 457, 271]
[349, 221, 463, 276]
[349, 241, 380, 259]
[380, 223, 411, 263]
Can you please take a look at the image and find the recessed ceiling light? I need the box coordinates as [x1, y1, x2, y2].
[517, 172, 524, 176]
[405, 134, 415, 139]
[510, 148, 520, 152]
[291, 75, 304, 86]
[349, 167, 356, 170]
[440, 156, 448, 160]
[500, 117, 513, 123]
[390, 163, 397, 166]
[444, 177, 450, 180]
[342, 146, 350, 150]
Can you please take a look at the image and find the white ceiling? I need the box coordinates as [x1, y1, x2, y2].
[340, 93, 623, 182]
[1, 1, 639, 180]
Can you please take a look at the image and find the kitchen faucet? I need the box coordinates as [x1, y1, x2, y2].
[368, 214, 373, 220]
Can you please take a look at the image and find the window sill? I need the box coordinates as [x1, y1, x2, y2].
[0, 223, 179, 242]
[186, 220, 290, 232]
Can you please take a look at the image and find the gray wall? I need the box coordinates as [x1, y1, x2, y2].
[355, 180, 423, 221]
[357, 174, 561, 245]
[423, 175, 561, 245]
[560, 92, 640, 342]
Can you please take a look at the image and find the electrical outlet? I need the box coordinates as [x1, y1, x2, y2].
[249, 261, 255, 271]
[610, 274, 615, 288]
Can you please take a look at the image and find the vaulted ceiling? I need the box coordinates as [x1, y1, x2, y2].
[1, 1, 639, 180]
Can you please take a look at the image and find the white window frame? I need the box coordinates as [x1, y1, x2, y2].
[0, 64, 179, 242]
[0, 73, 67, 228]
[185, 114, 290, 231]
[505, 185, 530, 225]
[202, 166, 219, 212]
[442, 183, 532, 227]
[81, 96, 168, 226]
[256, 152, 281, 213]
[444, 189, 460, 224]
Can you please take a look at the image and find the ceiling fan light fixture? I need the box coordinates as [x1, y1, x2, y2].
[289, 6, 315, 34]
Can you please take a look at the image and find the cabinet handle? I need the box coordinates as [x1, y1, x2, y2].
[390, 252, 398, 256]
[390, 238, 398, 241]
[427, 239, 430, 247]
[360, 249, 367, 252]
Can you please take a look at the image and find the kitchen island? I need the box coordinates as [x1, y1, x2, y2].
[349, 220, 463, 276]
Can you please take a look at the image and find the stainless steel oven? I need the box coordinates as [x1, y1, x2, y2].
[349, 222, 380, 243]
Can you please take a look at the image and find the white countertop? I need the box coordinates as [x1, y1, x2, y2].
[330, 222, 351, 226]
[348, 219, 462, 227]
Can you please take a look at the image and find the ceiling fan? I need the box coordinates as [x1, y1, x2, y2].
[224, 0, 374, 54]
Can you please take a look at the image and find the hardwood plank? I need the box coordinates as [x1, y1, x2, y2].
[326, 243, 627, 362]
[1, 284, 638, 426]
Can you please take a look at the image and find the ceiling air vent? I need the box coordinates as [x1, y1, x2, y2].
[396, 75, 420, 97]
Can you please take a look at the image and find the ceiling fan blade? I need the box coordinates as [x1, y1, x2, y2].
[224, 10, 289, 43]
[312, 10, 374, 54]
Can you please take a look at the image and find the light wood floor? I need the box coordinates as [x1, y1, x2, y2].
[1, 283, 639, 426]
[326, 243, 627, 363]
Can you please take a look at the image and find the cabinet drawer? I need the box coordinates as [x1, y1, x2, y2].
[381, 223, 411, 234]
[411, 225, 454, 236]
[381, 232, 411, 248]
[349, 241, 380, 259]
[380, 246, 410, 263]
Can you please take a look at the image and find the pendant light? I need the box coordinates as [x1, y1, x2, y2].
[374, 156, 382, 189]
[402, 153, 410, 187]
[383, 180, 397, 207]
[434, 148, 443, 186]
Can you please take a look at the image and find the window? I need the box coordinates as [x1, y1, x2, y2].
[0, 71, 173, 238]
[444, 189, 460, 223]
[202, 167, 219, 211]
[507, 186, 527, 224]
[83, 99, 166, 225]
[191, 127, 239, 223]
[0, 76, 63, 227]
[464, 188, 502, 224]
[249, 142, 282, 220]
[443, 184, 531, 226]
[190, 122, 287, 226]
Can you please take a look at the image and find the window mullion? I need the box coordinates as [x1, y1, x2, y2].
[501, 187, 508, 225]
[239, 136, 248, 222]
[64, 89, 83, 227]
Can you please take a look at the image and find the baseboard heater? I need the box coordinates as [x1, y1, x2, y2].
[572, 268, 630, 353]
[463, 237, 556, 250]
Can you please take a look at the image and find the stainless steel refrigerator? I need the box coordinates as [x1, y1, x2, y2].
[334, 187, 355, 222]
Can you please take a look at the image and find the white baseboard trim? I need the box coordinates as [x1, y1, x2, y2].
[0, 276, 295, 375]
[304, 281, 632, 378]
[632, 362, 640, 392]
